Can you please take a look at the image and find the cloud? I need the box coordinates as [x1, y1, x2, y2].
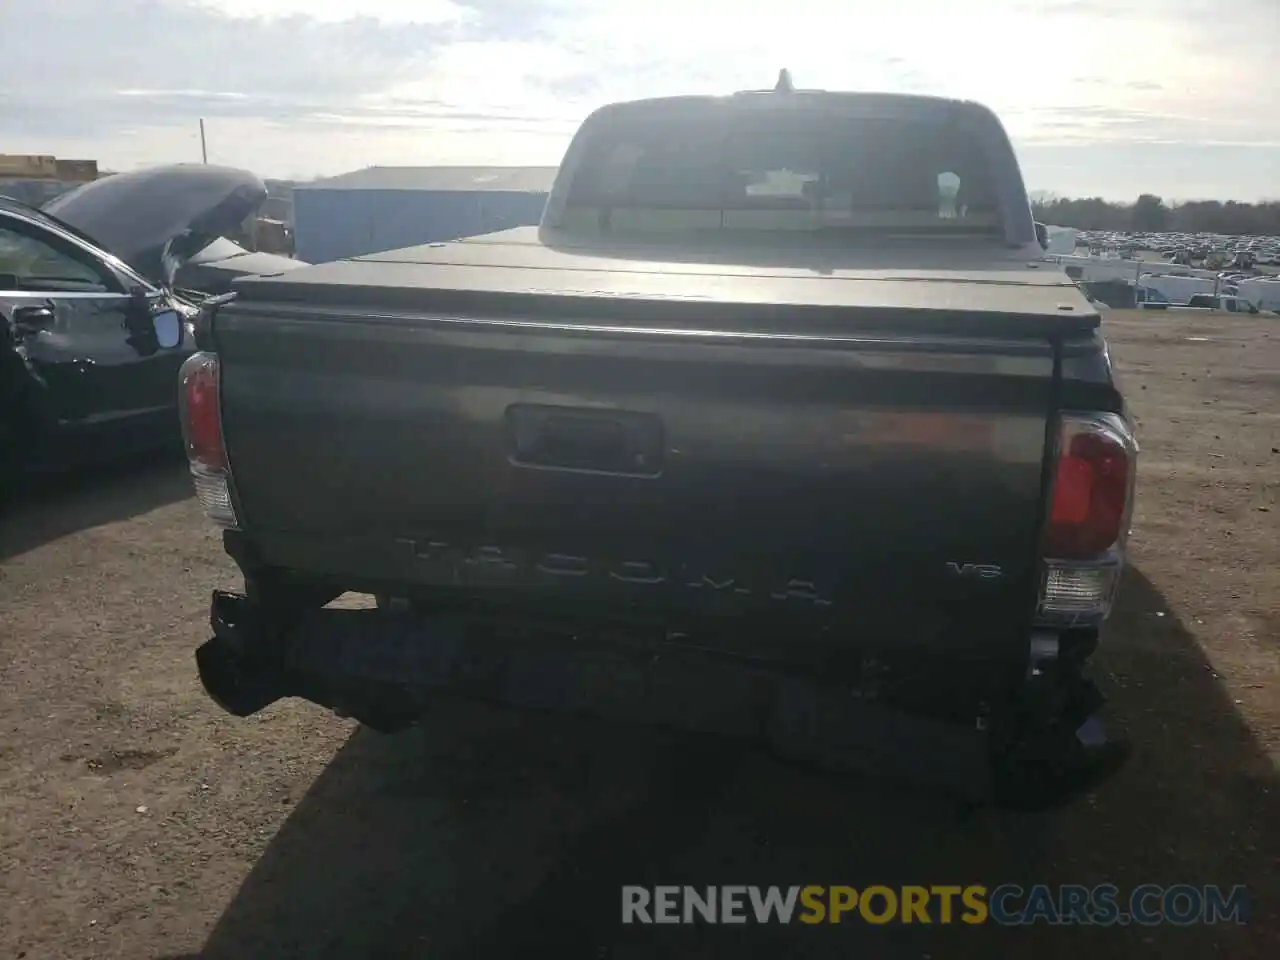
[0, 0, 1277, 198]
[1073, 78, 1165, 92]
[1007, 104, 1275, 149]
[0, 1, 467, 133]
[1014, 0, 1132, 17]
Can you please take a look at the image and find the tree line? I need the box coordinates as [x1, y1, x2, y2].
[1031, 194, 1280, 236]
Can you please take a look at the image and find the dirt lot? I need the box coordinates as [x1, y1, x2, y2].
[0, 310, 1276, 959]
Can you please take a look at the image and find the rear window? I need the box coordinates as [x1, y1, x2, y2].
[563, 107, 1001, 236]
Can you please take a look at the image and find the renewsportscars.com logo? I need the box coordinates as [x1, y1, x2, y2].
[621, 884, 1250, 926]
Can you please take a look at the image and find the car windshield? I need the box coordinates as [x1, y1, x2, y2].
[562, 107, 1002, 239]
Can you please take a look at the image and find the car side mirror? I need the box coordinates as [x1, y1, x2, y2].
[1034, 222, 1049, 250]
[152, 309, 182, 349]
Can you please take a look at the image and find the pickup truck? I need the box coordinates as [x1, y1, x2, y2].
[1182, 293, 1260, 314]
[182, 79, 1138, 803]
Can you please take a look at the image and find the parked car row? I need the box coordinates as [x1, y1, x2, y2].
[1077, 230, 1280, 268]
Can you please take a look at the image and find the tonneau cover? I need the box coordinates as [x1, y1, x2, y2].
[231, 226, 1099, 333]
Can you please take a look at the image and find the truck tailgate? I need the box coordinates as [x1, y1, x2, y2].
[215, 305, 1057, 669]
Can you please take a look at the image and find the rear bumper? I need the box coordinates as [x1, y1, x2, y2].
[198, 589, 994, 798]
[196, 588, 1127, 805]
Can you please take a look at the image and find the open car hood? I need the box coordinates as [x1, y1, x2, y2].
[42, 164, 268, 287]
[175, 236, 308, 294]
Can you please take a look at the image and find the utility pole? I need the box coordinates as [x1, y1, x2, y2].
[199, 118, 208, 163]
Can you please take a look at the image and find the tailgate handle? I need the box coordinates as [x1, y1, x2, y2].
[506, 404, 663, 476]
[540, 416, 624, 462]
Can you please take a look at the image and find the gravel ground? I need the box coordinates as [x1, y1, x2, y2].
[0, 309, 1276, 959]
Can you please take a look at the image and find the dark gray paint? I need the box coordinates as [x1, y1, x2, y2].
[235, 225, 1096, 330]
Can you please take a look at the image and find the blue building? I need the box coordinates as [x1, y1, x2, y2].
[291, 165, 559, 264]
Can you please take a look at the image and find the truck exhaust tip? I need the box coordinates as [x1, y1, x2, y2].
[195, 635, 287, 717]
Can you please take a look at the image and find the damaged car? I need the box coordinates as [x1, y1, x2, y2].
[41, 163, 305, 296]
[1, 164, 305, 502]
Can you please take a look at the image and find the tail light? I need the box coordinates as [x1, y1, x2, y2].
[1045, 414, 1136, 558]
[179, 352, 238, 528]
[1038, 411, 1138, 625]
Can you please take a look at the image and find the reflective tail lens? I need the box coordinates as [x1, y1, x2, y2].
[1044, 413, 1137, 559]
[1037, 411, 1137, 627]
[179, 352, 238, 529]
[1040, 562, 1122, 621]
[179, 352, 226, 471]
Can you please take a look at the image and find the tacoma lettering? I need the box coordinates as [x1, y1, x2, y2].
[398, 538, 833, 607]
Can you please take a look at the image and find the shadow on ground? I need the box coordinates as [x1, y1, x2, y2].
[0, 448, 190, 562]
[163, 567, 1278, 960]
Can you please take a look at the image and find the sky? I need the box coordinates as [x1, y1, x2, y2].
[1, 0, 1277, 201]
